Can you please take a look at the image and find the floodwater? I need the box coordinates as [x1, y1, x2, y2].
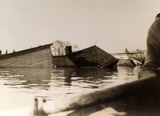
[0, 66, 141, 112]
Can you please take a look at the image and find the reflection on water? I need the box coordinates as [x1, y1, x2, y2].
[0, 66, 140, 111]
[1, 68, 51, 90]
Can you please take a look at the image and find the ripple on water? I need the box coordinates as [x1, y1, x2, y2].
[0, 67, 139, 111]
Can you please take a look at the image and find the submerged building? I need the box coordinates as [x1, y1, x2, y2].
[53, 45, 119, 68]
[0, 44, 53, 68]
[0, 44, 118, 68]
[112, 48, 146, 67]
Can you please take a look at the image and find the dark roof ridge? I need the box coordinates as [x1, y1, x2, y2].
[72, 45, 104, 54]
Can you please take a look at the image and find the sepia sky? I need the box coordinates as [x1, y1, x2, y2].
[0, 0, 160, 54]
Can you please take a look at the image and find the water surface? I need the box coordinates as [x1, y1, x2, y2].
[0, 66, 140, 111]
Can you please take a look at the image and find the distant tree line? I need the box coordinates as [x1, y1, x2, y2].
[51, 40, 79, 56]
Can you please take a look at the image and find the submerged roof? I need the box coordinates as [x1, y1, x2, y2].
[68, 45, 117, 67]
[0, 43, 52, 60]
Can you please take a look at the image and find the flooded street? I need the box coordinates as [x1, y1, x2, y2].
[0, 66, 141, 111]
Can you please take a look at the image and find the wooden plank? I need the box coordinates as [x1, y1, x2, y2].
[33, 75, 160, 115]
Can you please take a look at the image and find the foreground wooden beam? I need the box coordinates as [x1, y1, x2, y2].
[33, 74, 160, 115]
[0, 74, 159, 116]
